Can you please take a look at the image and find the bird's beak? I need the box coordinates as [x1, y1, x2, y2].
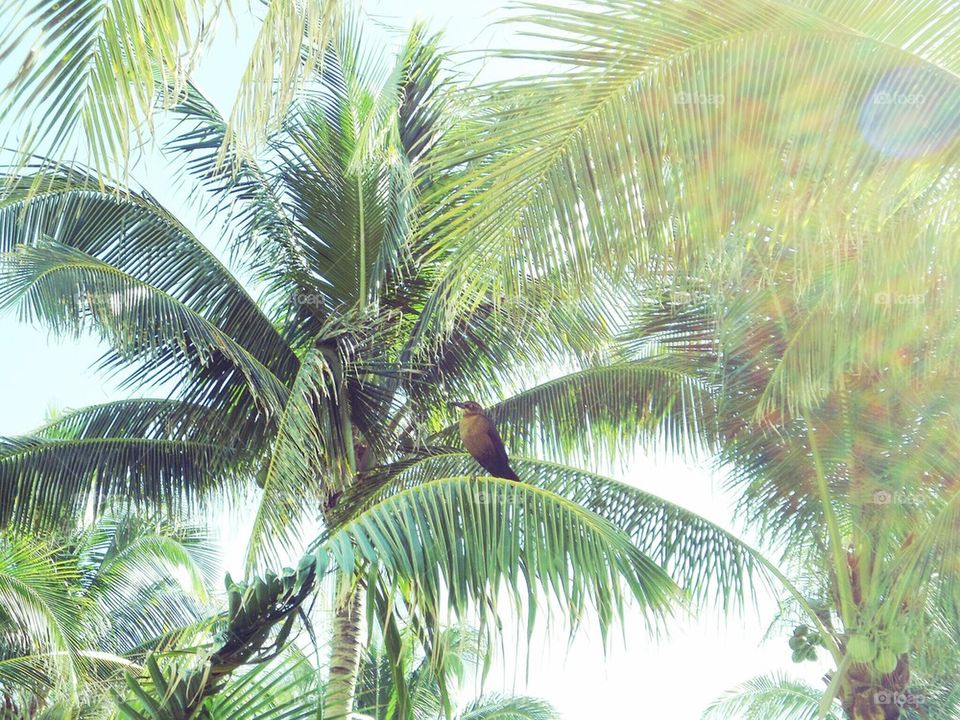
[449, 401, 466, 410]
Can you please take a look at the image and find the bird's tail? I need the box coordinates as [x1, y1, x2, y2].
[502, 465, 520, 482]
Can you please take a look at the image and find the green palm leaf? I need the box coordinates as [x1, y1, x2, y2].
[36, 398, 237, 449]
[245, 344, 355, 572]
[220, 0, 343, 168]
[264, 35, 423, 311]
[0, 654, 57, 697]
[75, 514, 215, 653]
[352, 453, 764, 612]
[0, 432, 237, 531]
[892, 485, 960, 625]
[0, 511, 215, 713]
[0, 168, 298, 427]
[203, 652, 317, 720]
[163, 82, 313, 295]
[459, 694, 559, 720]
[0, 537, 86, 696]
[702, 673, 844, 720]
[432, 359, 717, 465]
[323, 477, 678, 637]
[0, 0, 342, 176]
[0, 0, 208, 174]
[167, 20, 447, 312]
[0, 241, 289, 411]
[0, 170, 293, 371]
[0, 400, 250, 533]
[422, 0, 960, 328]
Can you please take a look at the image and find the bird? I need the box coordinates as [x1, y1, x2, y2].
[452, 401, 520, 481]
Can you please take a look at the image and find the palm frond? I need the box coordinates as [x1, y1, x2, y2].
[702, 672, 843, 720]
[220, 0, 342, 168]
[37, 398, 243, 450]
[323, 477, 679, 640]
[266, 42, 418, 312]
[0, 430, 239, 531]
[1, 240, 289, 412]
[244, 343, 356, 572]
[74, 514, 215, 653]
[163, 81, 304, 285]
[0, 0, 209, 174]
[459, 694, 559, 720]
[0, 537, 86, 694]
[0, 168, 298, 420]
[420, 0, 960, 331]
[203, 652, 317, 720]
[0, 654, 56, 697]
[894, 484, 960, 626]
[0, 0, 344, 176]
[393, 24, 451, 168]
[433, 359, 717, 467]
[354, 453, 766, 613]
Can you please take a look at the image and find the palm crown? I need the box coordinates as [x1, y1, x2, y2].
[0, 15, 767, 720]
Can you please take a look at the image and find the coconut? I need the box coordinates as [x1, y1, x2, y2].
[885, 629, 909, 654]
[874, 648, 898, 674]
[847, 635, 877, 663]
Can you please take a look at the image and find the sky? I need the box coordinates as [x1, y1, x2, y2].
[0, 1, 833, 717]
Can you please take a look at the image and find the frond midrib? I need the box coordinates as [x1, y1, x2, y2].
[0, 436, 234, 463]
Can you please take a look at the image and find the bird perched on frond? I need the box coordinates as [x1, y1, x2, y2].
[452, 401, 520, 481]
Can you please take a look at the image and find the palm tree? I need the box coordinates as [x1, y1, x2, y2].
[0, 0, 342, 177]
[7, 0, 959, 717]
[617, 270, 960, 720]
[0, 511, 214, 717]
[415, 2, 960, 717]
[0, 16, 767, 720]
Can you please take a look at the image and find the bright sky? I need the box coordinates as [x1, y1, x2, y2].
[0, 1, 832, 716]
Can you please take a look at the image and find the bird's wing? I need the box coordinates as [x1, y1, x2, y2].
[466, 429, 503, 475]
[460, 413, 518, 480]
[483, 421, 513, 473]
[478, 418, 519, 480]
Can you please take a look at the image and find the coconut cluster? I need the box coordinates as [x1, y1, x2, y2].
[788, 624, 823, 663]
[845, 628, 910, 674]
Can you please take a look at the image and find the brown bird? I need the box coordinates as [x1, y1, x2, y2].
[452, 401, 520, 481]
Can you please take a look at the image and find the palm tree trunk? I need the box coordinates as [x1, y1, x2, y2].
[839, 658, 909, 720]
[324, 576, 364, 720]
[843, 692, 901, 720]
